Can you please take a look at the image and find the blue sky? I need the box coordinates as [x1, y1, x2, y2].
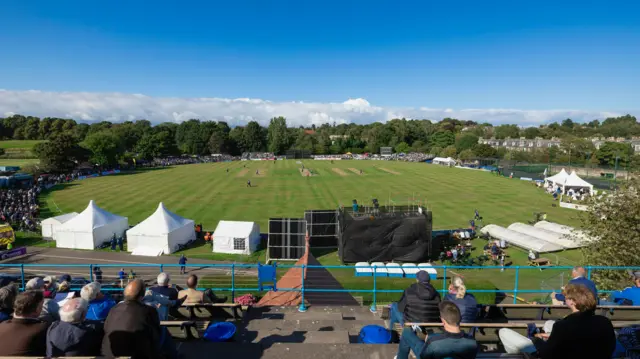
[0, 0, 639, 125]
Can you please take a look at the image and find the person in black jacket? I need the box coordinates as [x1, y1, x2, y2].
[388, 270, 441, 331]
[101, 279, 162, 359]
[499, 283, 616, 358]
[46, 298, 103, 357]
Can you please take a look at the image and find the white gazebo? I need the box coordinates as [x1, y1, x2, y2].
[126, 202, 196, 255]
[545, 168, 569, 186]
[41, 212, 78, 239]
[55, 200, 128, 250]
[562, 171, 594, 195]
[432, 157, 456, 166]
[212, 221, 261, 255]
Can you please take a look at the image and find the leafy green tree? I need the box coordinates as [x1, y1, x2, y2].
[82, 130, 125, 166]
[430, 131, 455, 149]
[494, 125, 520, 139]
[33, 133, 89, 172]
[440, 145, 457, 158]
[135, 130, 176, 160]
[267, 117, 290, 155]
[581, 179, 640, 289]
[472, 144, 497, 158]
[430, 146, 442, 156]
[411, 140, 428, 153]
[523, 127, 541, 139]
[243, 121, 267, 152]
[458, 149, 475, 161]
[208, 124, 230, 154]
[395, 142, 410, 153]
[455, 134, 479, 153]
[596, 142, 633, 167]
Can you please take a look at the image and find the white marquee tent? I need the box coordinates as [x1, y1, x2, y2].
[480, 224, 563, 253]
[41, 212, 78, 239]
[534, 220, 595, 244]
[562, 171, 594, 194]
[432, 157, 456, 166]
[507, 222, 581, 249]
[126, 202, 195, 255]
[213, 220, 261, 255]
[55, 200, 128, 250]
[545, 168, 569, 186]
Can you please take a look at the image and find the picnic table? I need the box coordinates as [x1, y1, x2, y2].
[529, 258, 551, 266]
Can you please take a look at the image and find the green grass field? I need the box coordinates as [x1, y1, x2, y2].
[0, 158, 40, 167]
[42, 160, 581, 230]
[0, 140, 44, 149]
[35, 160, 588, 303]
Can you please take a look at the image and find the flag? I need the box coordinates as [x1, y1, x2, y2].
[543, 168, 548, 177]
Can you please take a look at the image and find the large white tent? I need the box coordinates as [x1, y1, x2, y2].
[480, 224, 563, 253]
[562, 171, 594, 194]
[534, 220, 595, 244]
[507, 222, 581, 249]
[213, 221, 261, 255]
[545, 168, 569, 185]
[126, 202, 195, 255]
[432, 157, 456, 166]
[41, 212, 78, 239]
[55, 200, 128, 250]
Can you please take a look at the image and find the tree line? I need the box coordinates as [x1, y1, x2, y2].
[0, 114, 638, 172]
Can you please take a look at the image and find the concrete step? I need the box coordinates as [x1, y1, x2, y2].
[261, 312, 345, 320]
[239, 329, 351, 345]
[243, 319, 386, 332]
[177, 342, 399, 359]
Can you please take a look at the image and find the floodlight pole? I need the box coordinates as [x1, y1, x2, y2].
[614, 155, 620, 189]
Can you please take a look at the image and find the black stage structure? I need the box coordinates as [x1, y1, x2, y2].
[266, 218, 307, 262]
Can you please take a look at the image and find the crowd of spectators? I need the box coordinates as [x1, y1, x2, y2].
[0, 187, 40, 231]
[399, 152, 435, 162]
[0, 271, 221, 358]
[241, 152, 275, 160]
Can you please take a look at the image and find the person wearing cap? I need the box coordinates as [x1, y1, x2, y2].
[46, 298, 103, 357]
[607, 270, 640, 306]
[25, 277, 60, 323]
[0, 283, 18, 323]
[388, 270, 441, 331]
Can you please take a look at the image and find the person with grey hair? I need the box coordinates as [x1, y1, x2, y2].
[25, 277, 60, 322]
[81, 282, 116, 321]
[46, 298, 102, 357]
[0, 283, 18, 322]
[151, 272, 180, 300]
[551, 266, 598, 305]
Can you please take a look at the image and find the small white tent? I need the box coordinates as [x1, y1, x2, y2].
[432, 157, 456, 166]
[563, 171, 594, 195]
[545, 168, 569, 185]
[534, 220, 595, 244]
[126, 203, 195, 255]
[213, 221, 261, 255]
[41, 212, 78, 239]
[480, 224, 563, 253]
[55, 200, 128, 250]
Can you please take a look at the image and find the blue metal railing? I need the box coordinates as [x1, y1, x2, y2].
[2, 263, 638, 310]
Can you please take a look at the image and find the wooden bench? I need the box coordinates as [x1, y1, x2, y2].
[161, 320, 197, 340]
[181, 303, 244, 320]
[528, 258, 551, 266]
[494, 304, 640, 320]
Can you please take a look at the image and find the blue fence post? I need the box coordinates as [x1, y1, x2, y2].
[20, 264, 25, 290]
[442, 265, 447, 294]
[513, 266, 520, 304]
[298, 264, 307, 312]
[370, 266, 377, 313]
[89, 264, 94, 282]
[587, 266, 592, 280]
[160, 264, 164, 273]
[231, 263, 236, 303]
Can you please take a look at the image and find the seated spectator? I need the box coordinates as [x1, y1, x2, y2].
[607, 270, 640, 305]
[81, 282, 116, 321]
[0, 291, 49, 356]
[178, 274, 226, 304]
[551, 266, 598, 305]
[43, 276, 57, 298]
[0, 283, 18, 323]
[25, 277, 60, 322]
[500, 284, 616, 358]
[388, 270, 441, 331]
[444, 276, 478, 323]
[151, 272, 179, 300]
[395, 301, 478, 359]
[46, 298, 103, 357]
[102, 279, 162, 358]
[54, 281, 74, 306]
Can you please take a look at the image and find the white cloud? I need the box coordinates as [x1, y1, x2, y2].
[0, 89, 634, 127]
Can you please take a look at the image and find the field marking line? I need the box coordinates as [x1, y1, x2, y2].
[51, 199, 63, 213]
[236, 169, 250, 178]
[331, 168, 349, 176]
[378, 167, 401, 175]
[347, 168, 364, 175]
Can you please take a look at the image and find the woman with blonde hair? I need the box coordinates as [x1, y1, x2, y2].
[444, 276, 478, 323]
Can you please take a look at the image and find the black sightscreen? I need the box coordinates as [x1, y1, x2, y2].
[268, 218, 307, 260]
[304, 210, 338, 248]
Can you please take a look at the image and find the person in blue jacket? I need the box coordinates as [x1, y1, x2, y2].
[607, 270, 640, 306]
[444, 276, 478, 323]
[80, 282, 116, 321]
[552, 266, 598, 304]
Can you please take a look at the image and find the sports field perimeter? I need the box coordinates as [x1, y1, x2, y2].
[42, 160, 581, 231]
